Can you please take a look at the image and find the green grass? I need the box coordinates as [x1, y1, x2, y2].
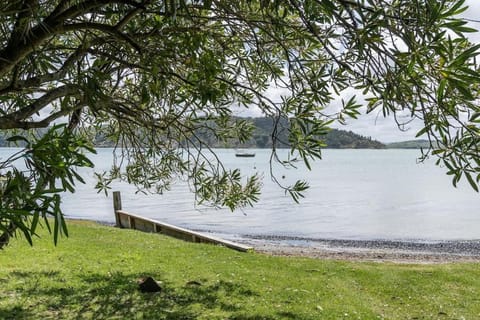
[1, 220, 480, 319]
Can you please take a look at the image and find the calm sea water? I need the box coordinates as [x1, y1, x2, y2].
[1, 148, 479, 241]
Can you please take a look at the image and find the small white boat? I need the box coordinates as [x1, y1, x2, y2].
[235, 150, 255, 158]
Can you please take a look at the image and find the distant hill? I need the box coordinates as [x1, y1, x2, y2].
[386, 140, 433, 149]
[0, 117, 386, 149]
[203, 117, 385, 149]
[324, 129, 385, 149]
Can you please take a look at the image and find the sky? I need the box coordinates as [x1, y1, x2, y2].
[342, 0, 480, 143]
[236, 1, 480, 143]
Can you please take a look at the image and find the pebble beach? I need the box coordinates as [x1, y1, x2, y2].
[239, 236, 480, 263]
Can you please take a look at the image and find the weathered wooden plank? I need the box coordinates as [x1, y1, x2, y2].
[119, 214, 130, 229]
[115, 210, 253, 252]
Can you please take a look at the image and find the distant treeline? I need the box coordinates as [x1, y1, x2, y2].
[195, 117, 385, 149]
[0, 117, 412, 149]
[385, 140, 434, 149]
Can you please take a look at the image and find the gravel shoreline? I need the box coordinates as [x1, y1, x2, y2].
[81, 219, 480, 263]
[237, 236, 480, 263]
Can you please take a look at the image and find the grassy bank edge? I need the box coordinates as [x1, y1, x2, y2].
[1, 220, 479, 319]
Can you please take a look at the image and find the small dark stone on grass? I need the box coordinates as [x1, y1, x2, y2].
[138, 276, 162, 293]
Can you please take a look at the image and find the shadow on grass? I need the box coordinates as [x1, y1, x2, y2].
[0, 270, 306, 319]
[0, 305, 34, 320]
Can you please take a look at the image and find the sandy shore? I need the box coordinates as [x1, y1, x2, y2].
[238, 237, 480, 264]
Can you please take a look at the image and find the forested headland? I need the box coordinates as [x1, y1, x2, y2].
[189, 117, 386, 149]
[0, 117, 385, 149]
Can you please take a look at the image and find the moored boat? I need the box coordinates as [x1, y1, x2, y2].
[235, 150, 255, 157]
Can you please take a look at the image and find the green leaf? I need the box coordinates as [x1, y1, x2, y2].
[415, 126, 430, 138]
[30, 212, 40, 235]
[53, 195, 61, 245]
[465, 172, 479, 192]
[6, 135, 29, 145]
[437, 79, 447, 102]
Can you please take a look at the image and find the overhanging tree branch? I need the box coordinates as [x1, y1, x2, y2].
[0, 84, 81, 128]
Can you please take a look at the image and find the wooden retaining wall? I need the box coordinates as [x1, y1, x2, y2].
[113, 191, 253, 252]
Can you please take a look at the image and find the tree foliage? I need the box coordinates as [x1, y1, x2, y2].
[0, 0, 479, 247]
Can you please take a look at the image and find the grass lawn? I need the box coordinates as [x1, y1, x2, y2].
[1, 220, 480, 319]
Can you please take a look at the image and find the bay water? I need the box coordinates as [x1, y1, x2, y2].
[1, 148, 479, 241]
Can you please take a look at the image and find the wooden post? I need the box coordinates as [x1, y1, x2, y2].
[113, 191, 122, 228]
